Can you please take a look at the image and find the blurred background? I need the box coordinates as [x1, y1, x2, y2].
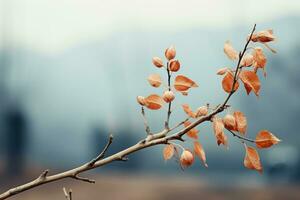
[0, 0, 300, 199]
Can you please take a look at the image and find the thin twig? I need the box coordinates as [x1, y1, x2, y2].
[141, 106, 151, 135]
[72, 175, 95, 184]
[226, 129, 255, 143]
[169, 117, 190, 132]
[63, 187, 72, 200]
[165, 62, 172, 130]
[88, 134, 113, 166]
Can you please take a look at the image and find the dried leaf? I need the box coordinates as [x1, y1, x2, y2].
[180, 150, 194, 168]
[212, 117, 228, 146]
[239, 70, 261, 96]
[182, 104, 196, 118]
[244, 144, 263, 173]
[255, 130, 281, 149]
[222, 72, 239, 93]
[195, 106, 208, 117]
[174, 75, 198, 92]
[241, 54, 254, 67]
[216, 67, 229, 75]
[136, 96, 148, 106]
[163, 144, 175, 160]
[223, 114, 236, 131]
[233, 111, 247, 134]
[165, 46, 176, 60]
[194, 141, 208, 167]
[152, 57, 164, 68]
[224, 40, 238, 60]
[162, 91, 175, 103]
[145, 94, 164, 110]
[147, 74, 162, 88]
[250, 29, 275, 43]
[184, 121, 199, 139]
[252, 47, 267, 69]
[169, 60, 180, 72]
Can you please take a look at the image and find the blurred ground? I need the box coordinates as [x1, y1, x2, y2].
[1, 173, 300, 200]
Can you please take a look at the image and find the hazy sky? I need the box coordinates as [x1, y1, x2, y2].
[1, 0, 300, 53]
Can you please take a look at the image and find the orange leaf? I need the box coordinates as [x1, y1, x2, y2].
[224, 40, 238, 60]
[241, 54, 254, 67]
[239, 70, 261, 96]
[144, 94, 164, 110]
[169, 60, 180, 72]
[194, 141, 208, 167]
[250, 29, 275, 43]
[233, 111, 247, 134]
[222, 72, 239, 93]
[244, 144, 263, 173]
[184, 121, 199, 139]
[182, 104, 196, 118]
[165, 45, 176, 60]
[163, 144, 175, 160]
[152, 57, 164, 68]
[255, 130, 281, 149]
[180, 150, 194, 168]
[223, 114, 236, 131]
[252, 47, 267, 69]
[147, 74, 162, 88]
[212, 117, 228, 146]
[174, 75, 198, 92]
[216, 67, 229, 75]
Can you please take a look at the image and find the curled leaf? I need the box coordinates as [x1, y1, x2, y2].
[180, 150, 194, 168]
[233, 111, 247, 134]
[144, 94, 164, 110]
[223, 114, 236, 131]
[222, 72, 239, 93]
[165, 45, 176, 60]
[244, 144, 263, 173]
[174, 75, 198, 92]
[152, 57, 164, 68]
[239, 70, 261, 96]
[169, 60, 180, 72]
[162, 91, 175, 103]
[212, 117, 228, 147]
[252, 47, 267, 69]
[250, 29, 275, 43]
[182, 104, 196, 118]
[194, 141, 208, 167]
[216, 67, 229, 75]
[241, 54, 254, 67]
[224, 40, 238, 60]
[163, 144, 175, 160]
[255, 130, 281, 149]
[136, 96, 148, 107]
[184, 121, 199, 139]
[147, 74, 162, 88]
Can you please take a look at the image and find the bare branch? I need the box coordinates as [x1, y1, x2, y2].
[72, 175, 95, 184]
[88, 134, 113, 167]
[63, 187, 72, 200]
[226, 129, 255, 143]
[141, 106, 151, 135]
[165, 62, 172, 130]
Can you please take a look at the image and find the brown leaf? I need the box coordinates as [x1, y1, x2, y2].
[163, 144, 175, 160]
[244, 144, 263, 173]
[239, 70, 261, 96]
[224, 40, 238, 60]
[180, 150, 194, 168]
[169, 60, 180, 72]
[250, 29, 275, 43]
[147, 74, 162, 88]
[162, 91, 175, 103]
[194, 141, 208, 167]
[233, 111, 247, 134]
[174, 75, 198, 92]
[144, 94, 164, 110]
[241, 54, 254, 67]
[252, 47, 267, 69]
[182, 104, 196, 118]
[195, 106, 208, 117]
[222, 72, 239, 93]
[165, 46, 176, 60]
[152, 57, 164, 68]
[184, 121, 199, 139]
[136, 96, 148, 107]
[223, 114, 236, 131]
[212, 117, 228, 146]
[216, 67, 229, 75]
[255, 130, 281, 149]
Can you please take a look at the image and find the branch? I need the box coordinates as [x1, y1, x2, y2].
[165, 62, 172, 130]
[88, 134, 113, 167]
[141, 106, 151, 135]
[0, 24, 257, 200]
[226, 129, 255, 143]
